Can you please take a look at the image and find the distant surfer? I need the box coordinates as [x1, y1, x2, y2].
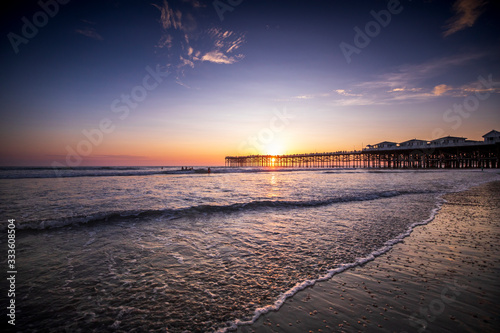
[207, 167, 211, 174]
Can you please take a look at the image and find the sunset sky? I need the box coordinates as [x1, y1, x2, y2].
[1, 0, 499, 166]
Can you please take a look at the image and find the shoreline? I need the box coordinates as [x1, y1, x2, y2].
[236, 180, 500, 332]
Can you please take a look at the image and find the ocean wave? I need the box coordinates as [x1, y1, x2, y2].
[218, 195, 446, 332]
[8, 189, 435, 231]
[0, 169, 163, 179]
[2, 166, 495, 180]
[0, 168, 222, 179]
[219, 176, 500, 332]
[0, 166, 377, 179]
[0, 166, 145, 171]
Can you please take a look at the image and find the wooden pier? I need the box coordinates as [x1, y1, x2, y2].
[225, 142, 500, 169]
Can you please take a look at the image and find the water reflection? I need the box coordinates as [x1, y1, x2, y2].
[266, 174, 280, 198]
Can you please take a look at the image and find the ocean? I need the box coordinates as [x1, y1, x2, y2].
[0, 167, 498, 332]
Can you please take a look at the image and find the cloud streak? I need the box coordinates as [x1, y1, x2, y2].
[290, 54, 498, 106]
[443, 0, 487, 37]
[201, 51, 239, 64]
[153, 0, 245, 78]
[356, 53, 485, 91]
[153, 0, 188, 31]
[75, 27, 103, 41]
[433, 84, 452, 96]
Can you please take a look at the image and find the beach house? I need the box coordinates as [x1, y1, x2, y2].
[483, 130, 500, 144]
[371, 141, 398, 149]
[398, 139, 428, 148]
[430, 136, 466, 146]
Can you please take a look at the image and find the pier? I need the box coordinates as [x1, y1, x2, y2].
[225, 131, 500, 169]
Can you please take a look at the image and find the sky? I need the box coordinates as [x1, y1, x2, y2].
[1, 0, 499, 166]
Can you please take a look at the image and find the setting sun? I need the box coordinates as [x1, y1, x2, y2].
[265, 143, 285, 156]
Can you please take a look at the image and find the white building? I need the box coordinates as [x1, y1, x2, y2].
[483, 130, 500, 144]
[372, 141, 397, 149]
[399, 139, 428, 148]
[430, 136, 466, 146]
[365, 130, 499, 150]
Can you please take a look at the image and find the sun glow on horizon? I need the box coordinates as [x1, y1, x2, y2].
[265, 142, 285, 156]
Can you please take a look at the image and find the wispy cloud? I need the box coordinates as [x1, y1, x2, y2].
[334, 89, 362, 97]
[294, 95, 314, 100]
[432, 84, 452, 96]
[201, 51, 239, 64]
[455, 77, 500, 95]
[75, 27, 103, 41]
[175, 80, 192, 89]
[153, 0, 182, 30]
[153, 0, 246, 81]
[443, 0, 487, 37]
[197, 28, 245, 64]
[290, 54, 498, 106]
[358, 53, 484, 90]
[292, 89, 361, 99]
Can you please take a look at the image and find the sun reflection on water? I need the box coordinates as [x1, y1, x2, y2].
[266, 174, 280, 198]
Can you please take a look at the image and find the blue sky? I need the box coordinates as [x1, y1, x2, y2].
[1, 0, 499, 166]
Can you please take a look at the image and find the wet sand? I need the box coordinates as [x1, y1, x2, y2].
[237, 180, 500, 333]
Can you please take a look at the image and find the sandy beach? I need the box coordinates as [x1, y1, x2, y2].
[237, 180, 500, 333]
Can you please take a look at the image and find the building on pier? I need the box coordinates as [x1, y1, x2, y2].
[399, 139, 428, 148]
[483, 130, 500, 143]
[430, 136, 466, 146]
[372, 141, 397, 149]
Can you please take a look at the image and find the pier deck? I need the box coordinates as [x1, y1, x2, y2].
[225, 143, 499, 169]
